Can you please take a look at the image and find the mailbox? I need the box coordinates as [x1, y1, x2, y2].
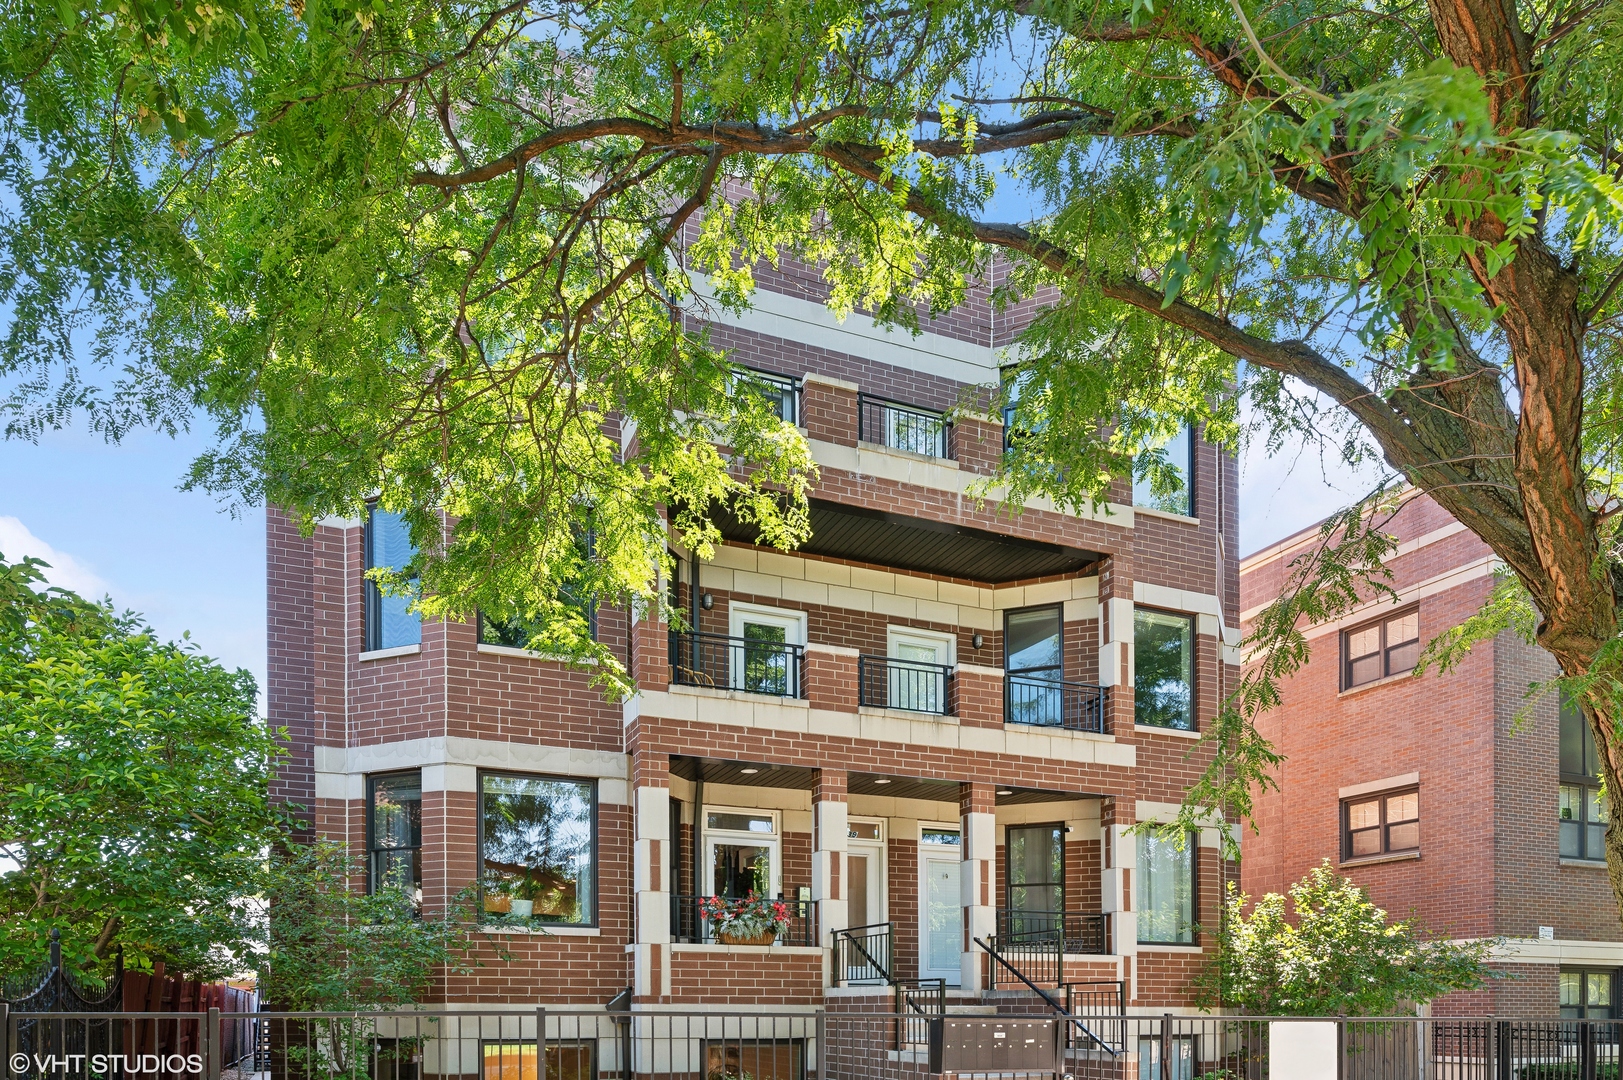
[927, 1016, 1061, 1075]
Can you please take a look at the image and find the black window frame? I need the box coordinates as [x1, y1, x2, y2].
[1340, 607, 1420, 690]
[1134, 607, 1196, 732]
[364, 502, 422, 652]
[365, 770, 424, 910]
[476, 769, 601, 928]
[1005, 822, 1066, 928]
[1561, 697, 1607, 861]
[1132, 424, 1196, 518]
[735, 367, 802, 426]
[1561, 968, 1618, 1020]
[1004, 604, 1065, 680]
[1341, 787, 1420, 861]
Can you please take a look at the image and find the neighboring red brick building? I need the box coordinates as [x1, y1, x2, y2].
[267, 263, 1242, 1023]
[1240, 493, 1622, 1017]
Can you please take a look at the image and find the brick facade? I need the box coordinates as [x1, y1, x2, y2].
[269, 289, 1241, 1015]
[1240, 492, 1623, 1016]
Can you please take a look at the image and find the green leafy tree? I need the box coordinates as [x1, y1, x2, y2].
[7, 0, 1623, 916]
[0, 553, 288, 982]
[1200, 861, 1495, 1016]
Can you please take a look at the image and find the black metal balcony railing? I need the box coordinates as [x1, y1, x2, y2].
[857, 393, 951, 459]
[669, 894, 814, 947]
[737, 369, 802, 425]
[669, 631, 806, 698]
[997, 909, 1109, 955]
[1005, 673, 1108, 733]
[832, 922, 893, 985]
[857, 655, 953, 715]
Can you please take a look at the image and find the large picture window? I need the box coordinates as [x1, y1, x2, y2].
[1137, 832, 1195, 944]
[702, 1041, 804, 1080]
[1135, 609, 1194, 730]
[367, 772, 423, 908]
[1341, 609, 1419, 689]
[365, 505, 421, 651]
[1342, 788, 1419, 860]
[1133, 425, 1193, 517]
[480, 774, 597, 925]
[481, 1042, 594, 1080]
[1561, 697, 1608, 861]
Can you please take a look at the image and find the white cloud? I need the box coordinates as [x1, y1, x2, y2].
[0, 516, 111, 597]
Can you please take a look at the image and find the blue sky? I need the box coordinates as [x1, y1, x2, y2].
[0, 401, 1386, 711]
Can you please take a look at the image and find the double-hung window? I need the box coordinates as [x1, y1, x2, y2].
[480, 773, 598, 925]
[1341, 609, 1419, 689]
[1342, 788, 1419, 860]
[1133, 425, 1194, 517]
[1561, 969, 1616, 1020]
[1137, 831, 1195, 944]
[365, 505, 421, 650]
[1561, 697, 1608, 861]
[367, 771, 423, 908]
[1135, 609, 1194, 730]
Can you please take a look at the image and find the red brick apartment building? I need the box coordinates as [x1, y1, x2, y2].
[266, 264, 1242, 1024]
[1240, 493, 1623, 1018]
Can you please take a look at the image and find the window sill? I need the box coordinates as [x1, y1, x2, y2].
[1560, 857, 1609, 870]
[1339, 850, 1421, 868]
[1136, 943, 1205, 954]
[479, 924, 602, 936]
[1133, 507, 1199, 526]
[668, 684, 810, 708]
[1338, 671, 1418, 698]
[669, 943, 824, 956]
[856, 440, 959, 469]
[1134, 723, 1201, 740]
[476, 642, 598, 665]
[359, 644, 422, 662]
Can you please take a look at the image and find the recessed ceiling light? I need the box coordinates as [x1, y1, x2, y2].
[739, 767, 759, 775]
[873, 778, 891, 785]
[996, 789, 1014, 796]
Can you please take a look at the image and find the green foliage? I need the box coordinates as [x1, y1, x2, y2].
[0, 552, 287, 983]
[1201, 861, 1496, 1016]
[256, 842, 489, 1010]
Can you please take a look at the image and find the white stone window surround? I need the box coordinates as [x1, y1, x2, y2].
[727, 600, 809, 645]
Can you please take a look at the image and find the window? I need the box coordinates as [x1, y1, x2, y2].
[728, 603, 806, 697]
[481, 1042, 594, 1080]
[1135, 609, 1194, 730]
[702, 1041, 804, 1080]
[478, 532, 597, 649]
[1137, 832, 1195, 944]
[1133, 425, 1193, 517]
[480, 774, 597, 925]
[1006, 605, 1067, 726]
[1341, 609, 1419, 689]
[1561, 697, 1608, 861]
[1137, 1036, 1195, 1080]
[1342, 788, 1419, 860]
[367, 772, 423, 908]
[704, 807, 780, 897]
[735, 368, 800, 425]
[1561, 969, 1616, 1020]
[1006, 824, 1064, 937]
[365, 505, 422, 651]
[920, 826, 961, 846]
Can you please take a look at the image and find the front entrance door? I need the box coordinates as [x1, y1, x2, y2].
[920, 824, 962, 985]
[1006, 824, 1064, 942]
[846, 818, 887, 929]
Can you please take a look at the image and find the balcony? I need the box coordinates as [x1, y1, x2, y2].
[857, 655, 952, 715]
[668, 631, 806, 698]
[857, 393, 951, 459]
[1004, 674, 1107, 733]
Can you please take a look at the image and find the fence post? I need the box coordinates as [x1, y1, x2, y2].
[816, 1009, 827, 1080]
[535, 1007, 547, 1078]
[1160, 1013, 1172, 1080]
[206, 1006, 222, 1080]
[1494, 1020, 1511, 1080]
[1582, 1020, 1598, 1080]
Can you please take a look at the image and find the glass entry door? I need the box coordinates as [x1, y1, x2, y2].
[1006, 824, 1064, 940]
[920, 825, 962, 985]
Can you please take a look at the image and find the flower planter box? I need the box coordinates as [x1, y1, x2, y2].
[717, 930, 777, 946]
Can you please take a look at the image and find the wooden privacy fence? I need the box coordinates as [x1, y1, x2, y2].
[120, 967, 256, 1072]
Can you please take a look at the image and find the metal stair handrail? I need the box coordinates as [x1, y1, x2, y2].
[972, 936, 1118, 1057]
[831, 922, 894, 984]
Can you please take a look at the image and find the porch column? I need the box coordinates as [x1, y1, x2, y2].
[632, 746, 672, 1002]
[1097, 553, 1135, 734]
[1100, 795, 1138, 998]
[959, 781, 996, 992]
[812, 769, 849, 962]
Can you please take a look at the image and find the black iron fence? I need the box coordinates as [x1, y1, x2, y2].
[669, 895, 815, 947]
[856, 656, 952, 715]
[891, 980, 946, 1052]
[831, 924, 892, 986]
[1004, 674, 1108, 733]
[996, 910, 1108, 956]
[856, 395, 950, 459]
[668, 632, 806, 698]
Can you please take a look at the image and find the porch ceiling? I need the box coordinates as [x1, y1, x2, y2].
[670, 756, 817, 790]
[712, 497, 1103, 584]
